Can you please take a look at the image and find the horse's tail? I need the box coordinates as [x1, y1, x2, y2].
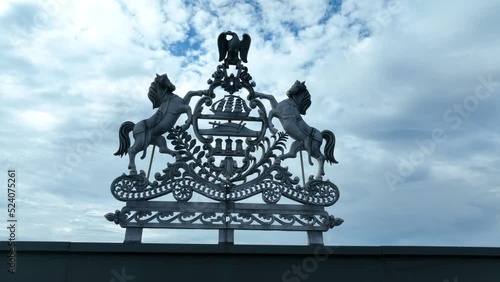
[114, 121, 135, 157]
[322, 130, 338, 164]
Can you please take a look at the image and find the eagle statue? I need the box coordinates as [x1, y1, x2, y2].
[217, 31, 251, 65]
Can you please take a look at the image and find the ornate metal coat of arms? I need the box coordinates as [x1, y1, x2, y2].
[105, 31, 343, 245]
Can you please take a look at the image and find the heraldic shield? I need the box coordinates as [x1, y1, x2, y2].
[105, 31, 343, 245]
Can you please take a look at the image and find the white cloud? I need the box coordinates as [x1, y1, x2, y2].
[18, 110, 60, 132]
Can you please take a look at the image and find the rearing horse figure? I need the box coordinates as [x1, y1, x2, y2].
[114, 73, 206, 174]
[255, 80, 338, 180]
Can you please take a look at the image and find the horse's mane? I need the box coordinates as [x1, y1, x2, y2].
[287, 80, 311, 115]
[148, 74, 176, 109]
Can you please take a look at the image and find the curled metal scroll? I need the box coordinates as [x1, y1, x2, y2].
[110, 169, 339, 206]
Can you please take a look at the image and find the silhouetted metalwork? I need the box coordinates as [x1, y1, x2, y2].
[107, 31, 342, 245]
[217, 31, 251, 64]
[254, 82, 338, 180]
[105, 202, 343, 231]
[114, 74, 206, 174]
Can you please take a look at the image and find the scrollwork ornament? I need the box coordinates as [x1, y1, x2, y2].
[108, 32, 343, 238]
[173, 183, 193, 202]
[104, 210, 125, 225]
[262, 184, 281, 204]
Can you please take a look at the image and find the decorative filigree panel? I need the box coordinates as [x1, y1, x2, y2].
[105, 202, 344, 231]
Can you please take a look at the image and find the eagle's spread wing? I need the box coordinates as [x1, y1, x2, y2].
[239, 33, 251, 63]
[217, 32, 228, 62]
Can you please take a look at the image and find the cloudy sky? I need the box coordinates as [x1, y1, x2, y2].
[1, 0, 499, 246]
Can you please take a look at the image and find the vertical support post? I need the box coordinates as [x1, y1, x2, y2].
[124, 228, 143, 243]
[146, 145, 156, 180]
[218, 229, 234, 245]
[307, 231, 324, 245]
[299, 151, 306, 187]
[219, 201, 234, 244]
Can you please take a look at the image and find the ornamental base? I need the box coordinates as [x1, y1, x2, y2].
[105, 201, 343, 245]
